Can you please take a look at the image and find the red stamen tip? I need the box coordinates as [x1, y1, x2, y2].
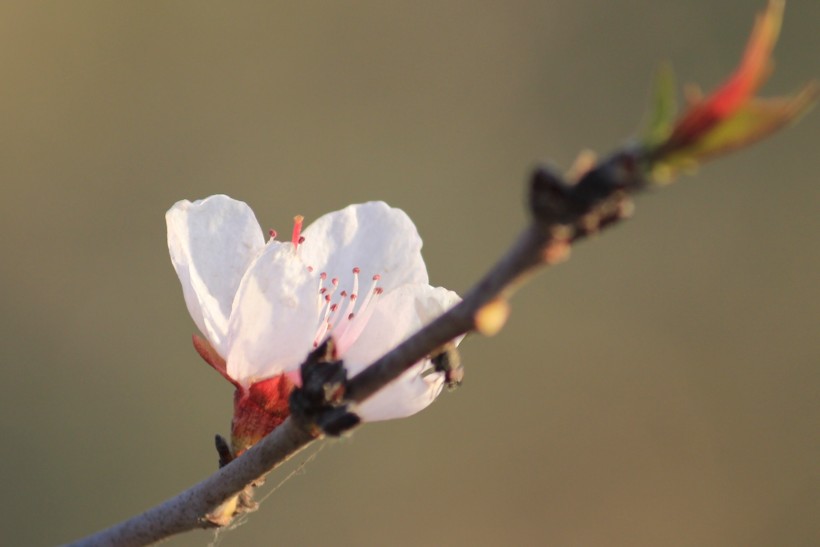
[348, 313, 355, 320]
[350, 293, 357, 300]
[320, 272, 327, 280]
[307, 266, 314, 272]
[268, 229, 278, 239]
[331, 278, 339, 286]
[330, 304, 338, 312]
[353, 267, 361, 274]
[372, 274, 381, 281]
[375, 288, 384, 295]
[340, 291, 347, 297]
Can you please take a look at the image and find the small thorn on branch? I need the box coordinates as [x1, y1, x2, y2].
[215, 434, 233, 468]
[211, 434, 258, 521]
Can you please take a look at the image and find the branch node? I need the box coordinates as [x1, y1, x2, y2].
[573, 151, 644, 205]
[474, 298, 511, 337]
[529, 164, 573, 224]
[289, 339, 361, 437]
[542, 236, 572, 265]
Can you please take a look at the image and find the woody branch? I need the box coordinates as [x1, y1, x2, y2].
[68, 2, 816, 544]
[70, 148, 654, 547]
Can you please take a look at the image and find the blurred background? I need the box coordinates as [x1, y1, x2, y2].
[1, 1, 818, 546]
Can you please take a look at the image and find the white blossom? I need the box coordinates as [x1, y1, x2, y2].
[167, 194, 460, 421]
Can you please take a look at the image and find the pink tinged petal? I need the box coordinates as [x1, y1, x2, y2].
[226, 241, 320, 385]
[299, 202, 429, 295]
[342, 284, 462, 421]
[166, 195, 265, 357]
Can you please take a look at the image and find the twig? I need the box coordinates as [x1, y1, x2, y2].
[67, 419, 314, 547]
[346, 152, 643, 406]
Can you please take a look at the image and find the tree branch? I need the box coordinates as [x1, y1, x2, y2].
[69, 3, 817, 536]
[68, 419, 314, 546]
[346, 153, 643, 406]
[69, 150, 648, 546]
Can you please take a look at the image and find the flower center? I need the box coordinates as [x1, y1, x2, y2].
[312, 267, 383, 353]
[278, 215, 384, 355]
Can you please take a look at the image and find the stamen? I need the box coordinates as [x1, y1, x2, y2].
[316, 272, 326, 312]
[326, 292, 347, 334]
[355, 275, 381, 316]
[352, 268, 360, 297]
[313, 296, 333, 342]
[337, 274, 382, 351]
[311, 266, 385, 352]
[323, 278, 339, 304]
[332, 268, 360, 339]
[291, 215, 304, 249]
[268, 229, 278, 240]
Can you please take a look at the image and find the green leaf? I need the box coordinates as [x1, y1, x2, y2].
[641, 63, 678, 148]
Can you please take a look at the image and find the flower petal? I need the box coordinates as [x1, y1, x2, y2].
[166, 195, 265, 356]
[226, 241, 319, 385]
[342, 284, 461, 421]
[299, 202, 428, 294]
[357, 361, 445, 422]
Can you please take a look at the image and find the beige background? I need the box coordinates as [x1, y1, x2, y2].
[1, 2, 818, 546]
